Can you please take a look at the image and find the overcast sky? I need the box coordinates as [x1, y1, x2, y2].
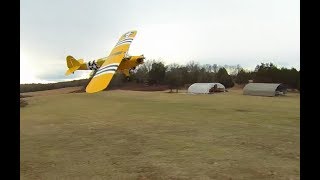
[20, 0, 300, 83]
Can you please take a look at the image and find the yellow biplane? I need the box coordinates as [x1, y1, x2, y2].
[65, 30, 144, 93]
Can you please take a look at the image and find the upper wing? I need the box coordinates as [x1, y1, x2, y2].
[85, 30, 137, 93]
[110, 30, 137, 55]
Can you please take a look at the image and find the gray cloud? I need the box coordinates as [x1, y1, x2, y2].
[21, 0, 300, 83]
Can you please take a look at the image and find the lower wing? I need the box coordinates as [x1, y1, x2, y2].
[85, 60, 123, 93]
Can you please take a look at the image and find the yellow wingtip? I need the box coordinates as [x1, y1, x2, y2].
[85, 86, 105, 93]
[65, 70, 72, 76]
[85, 74, 113, 93]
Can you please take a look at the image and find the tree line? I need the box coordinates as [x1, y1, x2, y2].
[20, 79, 88, 93]
[20, 60, 300, 93]
[131, 60, 299, 92]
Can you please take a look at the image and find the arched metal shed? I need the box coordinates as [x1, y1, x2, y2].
[243, 83, 287, 97]
[188, 83, 225, 94]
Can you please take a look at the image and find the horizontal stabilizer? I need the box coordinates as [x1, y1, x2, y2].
[78, 59, 84, 64]
[65, 66, 81, 76]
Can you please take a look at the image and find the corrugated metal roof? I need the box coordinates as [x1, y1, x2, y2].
[243, 83, 281, 97]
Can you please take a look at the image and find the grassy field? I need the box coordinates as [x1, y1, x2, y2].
[20, 90, 300, 179]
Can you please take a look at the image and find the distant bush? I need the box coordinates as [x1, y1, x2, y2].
[20, 98, 28, 107]
[253, 63, 300, 89]
[216, 67, 234, 88]
[235, 69, 250, 84]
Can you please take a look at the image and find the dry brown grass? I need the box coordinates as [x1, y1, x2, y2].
[21, 89, 300, 179]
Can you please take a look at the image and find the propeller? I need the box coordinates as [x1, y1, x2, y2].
[137, 54, 145, 64]
[129, 67, 135, 74]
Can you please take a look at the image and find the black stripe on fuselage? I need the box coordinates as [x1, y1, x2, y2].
[96, 64, 119, 73]
[95, 68, 117, 76]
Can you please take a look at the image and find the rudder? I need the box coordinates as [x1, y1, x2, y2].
[66, 56, 81, 68]
[65, 55, 81, 75]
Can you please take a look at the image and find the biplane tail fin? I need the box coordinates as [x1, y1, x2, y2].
[65, 55, 82, 76]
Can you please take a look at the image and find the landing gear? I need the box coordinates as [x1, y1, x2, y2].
[129, 67, 135, 74]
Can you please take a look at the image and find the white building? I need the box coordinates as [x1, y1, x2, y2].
[187, 83, 225, 94]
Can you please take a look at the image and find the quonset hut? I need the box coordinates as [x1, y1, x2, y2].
[243, 83, 287, 97]
[187, 83, 225, 94]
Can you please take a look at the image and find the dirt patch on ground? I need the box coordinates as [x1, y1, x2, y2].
[20, 94, 30, 107]
[69, 83, 170, 94]
[229, 83, 246, 90]
[112, 83, 169, 91]
[21, 86, 83, 97]
[20, 84, 170, 96]
[20, 98, 28, 107]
